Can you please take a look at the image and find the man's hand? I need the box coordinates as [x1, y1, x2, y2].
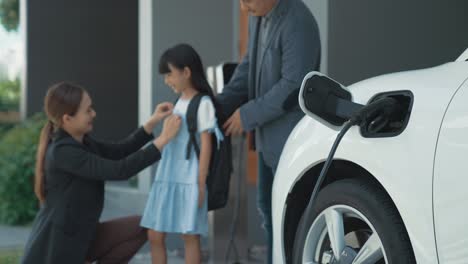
[223, 108, 244, 136]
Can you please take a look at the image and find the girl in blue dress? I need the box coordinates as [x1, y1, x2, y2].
[140, 44, 224, 264]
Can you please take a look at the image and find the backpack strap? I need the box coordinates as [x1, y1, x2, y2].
[185, 94, 205, 160]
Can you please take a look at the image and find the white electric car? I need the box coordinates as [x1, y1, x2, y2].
[272, 49, 468, 264]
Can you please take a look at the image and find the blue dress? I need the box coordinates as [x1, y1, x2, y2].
[140, 96, 223, 236]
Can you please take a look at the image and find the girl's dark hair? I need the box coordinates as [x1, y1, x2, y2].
[159, 43, 222, 119]
[35, 82, 86, 204]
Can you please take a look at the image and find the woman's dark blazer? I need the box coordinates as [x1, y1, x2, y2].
[21, 127, 161, 264]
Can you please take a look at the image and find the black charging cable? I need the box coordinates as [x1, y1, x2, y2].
[305, 97, 399, 212]
[223, 95, 398, 263]
[225, 134, 246, 264]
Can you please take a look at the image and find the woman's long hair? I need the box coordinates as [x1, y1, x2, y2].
[34, 82, 85, 204]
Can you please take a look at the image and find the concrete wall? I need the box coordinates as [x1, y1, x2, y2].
[152, 0, 236, 117]
[304, 0, 329, 73]
[327, 0, 468, 85]
[26, 0, 138, 139]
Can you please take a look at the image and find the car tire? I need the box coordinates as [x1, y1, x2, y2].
[292, 178, 415, 264]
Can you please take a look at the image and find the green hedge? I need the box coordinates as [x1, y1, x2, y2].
[0, 122, 15, 139]
[0, 0, 19, 32]
[0, 248, 22, 264]
[0, 113, 46, 225]
[0, 79, 20, 112]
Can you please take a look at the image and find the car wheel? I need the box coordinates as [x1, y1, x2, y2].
[292, 178, 415, 264]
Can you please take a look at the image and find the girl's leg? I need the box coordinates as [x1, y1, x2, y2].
[182, 234, 201, 264]
[148, 229, 167, 264]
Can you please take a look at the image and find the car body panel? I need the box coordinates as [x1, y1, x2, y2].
[434, 77, 468, 263]
[272, 62, 468, 263]
[456, 48, 468, 62]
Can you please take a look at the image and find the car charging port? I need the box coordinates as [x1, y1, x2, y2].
[360, 91, 413, 138]
[298, 74, 416, 237]
[302, 90, 414, 220]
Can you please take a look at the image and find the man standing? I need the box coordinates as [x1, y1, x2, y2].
[217, 0, 321, 262]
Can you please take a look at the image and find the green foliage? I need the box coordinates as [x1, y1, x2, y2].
[0, 122, 15, 139]
[0, 113, 46, 225]
[0, 0, 19, 32]
[0, 248, 22, 264]
[0, 79, 20, 112]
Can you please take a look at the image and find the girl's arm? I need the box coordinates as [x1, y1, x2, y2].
[198, 131, 212, 208]
[198, 132, 212, 183]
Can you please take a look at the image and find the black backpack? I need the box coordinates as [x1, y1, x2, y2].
[183, 94, 233, 211]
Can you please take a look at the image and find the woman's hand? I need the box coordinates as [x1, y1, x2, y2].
[153, 115, 181, 151]
[153, 102, 174, 122]
[160, 114, 181, 140]
[144, 102, 174, 134]
[198, 183, 206, 208]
